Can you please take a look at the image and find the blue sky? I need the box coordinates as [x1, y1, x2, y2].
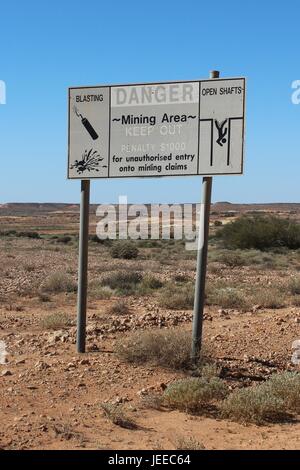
[0, 0, 299, 204]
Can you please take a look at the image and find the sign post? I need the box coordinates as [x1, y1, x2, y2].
[68, 74, 245, 353]
[76, 179, 90, 353]
[191, 70, 219, 362]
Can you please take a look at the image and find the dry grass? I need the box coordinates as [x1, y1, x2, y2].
[40, 312, 72, 330]
[252, 288, 285, 309]
[174, 435, 205, 450]
[101, 403, 137, 429]
[52, 422, 84, 443]
[89, 280, 112, 299]
[107, 300, 130, 315]
[206, 285, 250, 310]
[115, 329, 205, 370]
[42, 272, 77, 293]
[140, 393, 163, 410]
[292, 295, 300, 307]
[138, 274, 163, 294]
[200, 363, 222, 379]
[38, 291, 51, 302]
[158, 283, 194, 309]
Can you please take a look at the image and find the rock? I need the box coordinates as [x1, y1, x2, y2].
[252, 305, 262, 313]
[15, 359, 26, 365]
[218, 309, 227, 316]
[157, 382, 167, 390]
[137, 386, 155, 396]
[210, 334, 222, 341]
[66, 362, 76, 370]
[111, 396, 129, 404]
[79, 359, 90, 366]
[34, 361, 50, 371]
[47, 330, 66, 344]
[1, 369, 12, 376]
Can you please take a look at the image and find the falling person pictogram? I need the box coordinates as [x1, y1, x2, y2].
[73, 105, 99, 140]
[214, 119, 228, 146]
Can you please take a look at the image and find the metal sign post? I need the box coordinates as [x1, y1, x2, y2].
[191, 70, 219, 363]
[76, 179, 90, 353]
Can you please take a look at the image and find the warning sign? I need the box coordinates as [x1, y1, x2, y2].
[68, 78, 245, 179]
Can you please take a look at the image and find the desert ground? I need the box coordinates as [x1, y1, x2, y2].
[1, 202, 300, 450]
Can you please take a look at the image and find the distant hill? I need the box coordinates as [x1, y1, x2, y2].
[0, 202, 300, 217]
[212, 202, 300, 213]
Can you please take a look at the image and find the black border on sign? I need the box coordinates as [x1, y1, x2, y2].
[67, 78, 246, 179]
[197, 77, 246, 175]
[67, 88, 70, 180]
[108, 87, 111, 177]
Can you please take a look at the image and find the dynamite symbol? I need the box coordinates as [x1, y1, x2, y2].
[73, 105, 99, 140]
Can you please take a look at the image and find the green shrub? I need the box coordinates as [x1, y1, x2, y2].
[16, 231, 40, 239]
[163, 377, 228, 413]
[43, 272, 77, 293]
[115, 329, 202, 370]
[137, 239, 160, 248]
[216, 215, 300, 250]
[141, 275, 163, 290]
[110, 241, 139, 259]
[56, 236, 72, 244]
[214, 220, 223, 227]
[218, 251, 245, 267]
[138, 275, 163, 294]
[0, 230, 17, 237]
[173, 274, 190, 283]
[101, 271, 142, 295]
[159, 283, 194, 309]
[221, 385, 286, 424]
[89, 234, 112, 245]
[289, 277, 300, 295]
[206, 286, 250, 310]
[265, 372, 300, 413]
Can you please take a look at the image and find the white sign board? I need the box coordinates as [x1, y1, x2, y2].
[68, 78, 245, 179]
